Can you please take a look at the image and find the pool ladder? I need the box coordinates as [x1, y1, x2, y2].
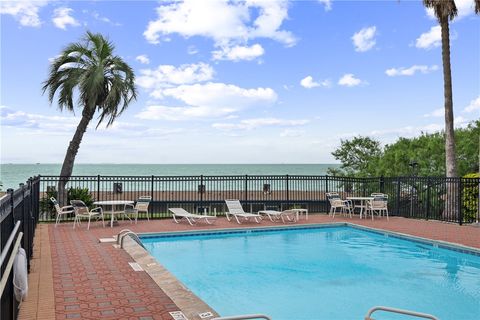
[213, 315, 271, 320]
[365, 306, 439, 320]
[117, 229, 145, 249]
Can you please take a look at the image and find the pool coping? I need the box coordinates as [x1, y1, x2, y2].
[122, 222, 480, 319]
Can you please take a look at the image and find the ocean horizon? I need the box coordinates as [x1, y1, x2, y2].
[0, 163, 340, 190]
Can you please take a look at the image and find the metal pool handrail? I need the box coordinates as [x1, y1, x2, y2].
[0, 221, 24, 296]
[365, 306, 439, 320]
[213, 315, 271, 320]
[119, 231, 146, 250]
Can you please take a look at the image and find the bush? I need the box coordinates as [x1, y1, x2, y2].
[39, 187, 58, 216]
[68, 187, 94, 208]
[462, 173, 479, 223]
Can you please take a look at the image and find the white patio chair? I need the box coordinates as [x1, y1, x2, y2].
[70, 200, 105, 230]
[124, 196, 151, 223]
[366, 196, 389, 220]
[260, 210, 298, 223]
[225, 200, 262, 224]
[326, 192, 353, 218]
[169, 208, 217, 225]
[50, 197, 75, 227]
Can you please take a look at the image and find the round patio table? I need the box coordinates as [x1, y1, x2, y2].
[346, 197, 374, 220]
[93, 200, 134, 228]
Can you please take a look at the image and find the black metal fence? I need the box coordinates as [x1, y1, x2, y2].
[0, 176, 40, 320]
[38, 175, 479, 225]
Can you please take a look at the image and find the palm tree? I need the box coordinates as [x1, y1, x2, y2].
[43, 31, 137, 204]
[423, 0, 480, 177]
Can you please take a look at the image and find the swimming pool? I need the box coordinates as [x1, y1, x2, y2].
[141, 225, 480, 319]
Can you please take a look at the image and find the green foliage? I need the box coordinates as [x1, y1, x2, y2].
[462, 173, 479, 222]
[39, 187, 58, 215]
[329, 120, 479, 177]
[67, 187, 94, 208]
[328, 136, 382, 177]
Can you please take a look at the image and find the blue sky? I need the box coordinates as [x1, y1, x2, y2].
[1, 0, 479, 164]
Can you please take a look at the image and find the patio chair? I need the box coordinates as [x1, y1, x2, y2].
[50, 197, 75, 227]
[260, 210, 298, 223]
[169, 208, 217, 225]
[326, 192, 353, 218]
[366, 196, 389, 220]
[70, 200, 105, 230]
[124, 196, 151, 224]
[371, 193, 388, 198]
[225, 200, 262, 224]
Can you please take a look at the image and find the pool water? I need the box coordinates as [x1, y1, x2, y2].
[142, 226, 480, 319]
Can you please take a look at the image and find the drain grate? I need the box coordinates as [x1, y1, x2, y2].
[128, 262, 144, 271]
[169, 311, 188, 320]
[199, 311, 214, 318]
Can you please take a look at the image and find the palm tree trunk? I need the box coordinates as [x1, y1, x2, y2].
[57, 106, 95, 205]
[440, 17, 457, 177]
[440, 17, 459, 221]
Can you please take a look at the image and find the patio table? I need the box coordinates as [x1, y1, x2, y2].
[346, 197, 374, 220]
[93, 200, 134, 228]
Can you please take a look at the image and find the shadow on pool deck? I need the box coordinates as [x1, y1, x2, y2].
[19, 214, 480, 319]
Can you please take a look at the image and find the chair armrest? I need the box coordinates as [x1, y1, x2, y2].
[91, 207, 103, 213]
[124, 203, 134, 210]
[61, 205, 74, 212]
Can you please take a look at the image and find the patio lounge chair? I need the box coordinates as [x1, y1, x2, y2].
[124, 196, 151, 223]
[225, 200, 262, 224]
[260, 210, 298, 223]
[169, 208, 217, 225]
[50, 197, 75, 227]
[326, 192, 353, 218]
[70, 200, 105, 230]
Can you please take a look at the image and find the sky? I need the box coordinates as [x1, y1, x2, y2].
[0, 0, 479, 164]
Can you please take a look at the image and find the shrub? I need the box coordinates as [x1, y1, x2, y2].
[67, 187, 94, 208]
[462, 173, 479, 223]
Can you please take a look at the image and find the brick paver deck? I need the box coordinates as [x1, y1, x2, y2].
[20, 214, 480, 320]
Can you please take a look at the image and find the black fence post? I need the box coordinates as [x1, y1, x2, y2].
[244, 175, 248, 203]
[7, 188, 14, 225]
[426, 177, 431, 220]
[396, 179, 401, 216]
[380, 176, 385, 193]
[96, 175, 100, 201]
[458, 178, 463, 225]
[151, 175, 154, 200]
[286, 174, 290, 206]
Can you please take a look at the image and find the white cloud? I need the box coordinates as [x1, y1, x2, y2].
[91, 11, 121, 26]
[338, 74, 364, 87]
[423, 108, 444, 118]
[143, 0, 296, 59]
[0, 1, 47, 27]
[300, 76, 331, 89]
[386, 65, 439, 77]
[212, 118, 309, 131]
[162, 82, 277, 109]
[135, 55, 150, 64]
[415, 25, 441, 49]
[52, 7, 80, 30]
[136, 62, 214, 98]
[280, 129, 305, 137]
[0, 106, 77, 132]
[136, 105, 235, 121]
[352, 26, 377, 52]
[426, 0, 478, 20]
[464, 96, 480, 113]
[187, 45, 199, 55]
[212, 44, 265, 61]
[318, 0, 332, 11]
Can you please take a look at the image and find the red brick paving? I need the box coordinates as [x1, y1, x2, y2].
[41, 214, 480, 319]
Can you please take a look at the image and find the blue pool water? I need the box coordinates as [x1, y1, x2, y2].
[142, 226, 480, 319]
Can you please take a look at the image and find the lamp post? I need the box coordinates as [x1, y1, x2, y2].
[409, 161, 418, 217]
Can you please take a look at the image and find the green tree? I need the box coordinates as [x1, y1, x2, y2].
[328, 136, 382, 177]
[422, 0, 480, 177]
[43, 31, 137, 203]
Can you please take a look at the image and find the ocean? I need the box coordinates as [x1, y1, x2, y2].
[0, 163, 339, 190]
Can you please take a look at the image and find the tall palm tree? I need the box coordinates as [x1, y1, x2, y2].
[43, 31, 137, 203]
[423, 0, 480, 177]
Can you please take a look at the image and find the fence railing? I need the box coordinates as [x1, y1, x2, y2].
[37, 175, 479, 225]
[0, 176, 40, 320]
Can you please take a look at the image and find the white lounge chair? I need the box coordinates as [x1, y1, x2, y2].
[259, 210, 298, 223]
[169, 208, 217, 225]
[50, 197, 75, 227]
[70, 200, 105, 230]
[225, 200, 262, 224]
[326, 192, 353, 218]
[366, 196, 389, 220]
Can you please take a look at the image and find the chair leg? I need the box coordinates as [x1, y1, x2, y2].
[87, 216, 91, 230]
[56, 214, 60, 227]
[101, 213, 105, 227]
